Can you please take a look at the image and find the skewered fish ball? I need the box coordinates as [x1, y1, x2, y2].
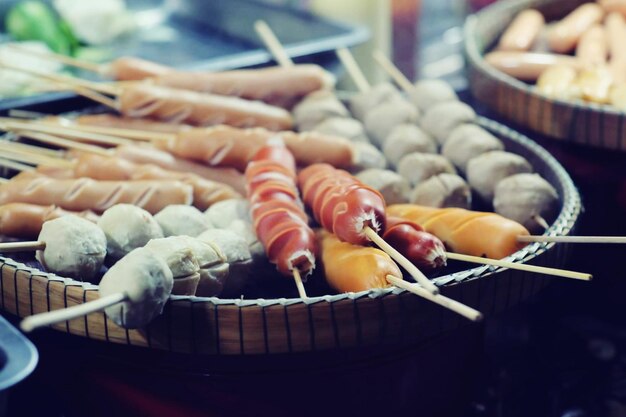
[99, 247, 173, 328]
[383, 124, 437, 167]
[97, 204, 163, 260]
[421, 101, 477, 145]
[197, 229, 252, 297]
[467, 151, 533, 201]
[227, 219, 266, 262]
[204, 198, 252, 228]
[312, 117, 370, 143]
[364, 96, 420, 146]
[493, 173, 559, 232]
[408, 79, 459, 113]
[442, 124, 505, 173]
[154, 205, 210, 237]
[356, 169, 410, 204]
[36, 215, 107, 282]
[349, 82, 401, 121]
[293, 90, 349, 131]
[409, 173, 472, 209]
[397, 153, 456, 186]
[351, 142, 388, 171]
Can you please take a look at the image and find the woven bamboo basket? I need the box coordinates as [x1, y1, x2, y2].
[465, 0, 626, 151]
[0, 117, 581, 355]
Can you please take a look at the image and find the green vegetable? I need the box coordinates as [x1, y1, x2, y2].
[5, 1, 72, 54]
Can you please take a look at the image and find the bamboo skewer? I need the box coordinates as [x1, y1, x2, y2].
[254, 20, 294, 68]
[336, 48, 371, 93]
[292, 268, 308, 299]
[14, 131, 113, 157]
[364, 226, 439, 294]
[0, 157, 35, 172]
[0, 118, 133, 146]
[0, 138, 65, 158]
[446, 252, 591, 280]
[0, 147, 72, 168]
[7, 43, 104, 73]
[45, 123, 168, 142]
[0, 241, 45, 252]
[518, 235, 626, 244]
[386, 275, 482, 321]
[372, 50, 414, 92]
[20, 292, 128, 333]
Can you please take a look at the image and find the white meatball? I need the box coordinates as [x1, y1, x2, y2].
[421, 101, 476, 145]
[197, 229, 252, 297]
[36, 215, 107, 282]
[144, 237, 200, 279]
[409, 173, 472, 209]
[155, 205, 210, 237]
[293, 90, 349, 131]
[227, 219, 265, 262]
[494, 173, 559, 232]
[442, 124, 505, 173]
[397, 153, 456, 186]
[312, 117, 370, 143]
[383, 124, 437, 167]
[97, 204, 163, 260]
[350, 142, 387, 171]
[204, 198, 251, 228]
[99, 247, 173, 329]
[408, 79, 458, 113]
[356, 169, 410, 204]
[349, 82, 401, 121]
[467, 151, 533, 201]
[364, 97, 419, 146]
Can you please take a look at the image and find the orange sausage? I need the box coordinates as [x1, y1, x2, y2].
[73, 153, 241, 210]
[575, 24, 608, 67]
[606, 12, 626, 82]
[118, 84, 293, 131]
[548, 3, 604, 53]
[386, 204, 530, 260]
[0, 177, 192, 214]
[102, 57, 172, 80]
[318, 229, 401, 293]
[485, 51, 582, 81]
[0, 203, 98, 238]
[498, 9, 545, 51]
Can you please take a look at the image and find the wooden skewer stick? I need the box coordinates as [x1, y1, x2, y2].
[0, 146, 72, 168]
[518, 235, 626, 244]
[292, 268, 308, 299]
[0, 137, 66, 158]
[0, 61, 118, 95]
[7, 43, 104, 73]
[336, 48, 371, 93]
[0, 157, 35, 172]
[0, 177, 8, 184]
[446, 252, 592, 281]
[0, 241, 46, 252]
[44, 123, 169, 142]
[254, 20, 294, 68]
[2, 119, 133, 146]
[15, 131, 113, 157]
[386, 275, 482, 321]
[372, 50, 414, 92]
[20, 292, 128, 333]
[533, 214, 551, 231]
[364, 226, 439, 295]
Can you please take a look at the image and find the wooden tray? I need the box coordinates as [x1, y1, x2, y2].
[464, 0, 626, 151]
[0, 117, 581, 355]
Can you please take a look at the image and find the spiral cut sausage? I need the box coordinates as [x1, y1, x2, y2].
[382, 217, 447, 272]
[71, 153, 241, 210]
[386, 204, 530, 259]
[153, 64, 334, 109]
[246, 144, 317, 278]
[0, 203, 99, 238]
[112, 144, 246, 194]
[318, 229, 401, 293]
[298, 163, 387, 246]
[101, 58, 332, 108]
[154, 125, 355, 171]
[118, 84, 293, 131]
[0, 177, 192, 214]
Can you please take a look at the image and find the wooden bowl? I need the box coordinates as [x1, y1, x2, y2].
[464, 0, 626, 151]
[0, 117, 581, 355]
